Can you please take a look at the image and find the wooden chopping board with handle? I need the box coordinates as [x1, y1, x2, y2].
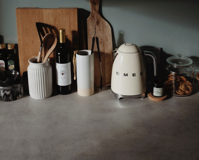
[16, 8, 78, 78]
[87, 0, 113, 88]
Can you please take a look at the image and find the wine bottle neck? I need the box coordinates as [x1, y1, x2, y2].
[59, 42, 66, 48]
[59, 29, 66, 43]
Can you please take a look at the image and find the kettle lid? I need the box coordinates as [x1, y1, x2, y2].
[118, 43, 140, 54]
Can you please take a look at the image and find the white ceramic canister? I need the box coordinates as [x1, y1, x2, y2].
[73, 50, 94, 96]
[28, 57, 52, 99]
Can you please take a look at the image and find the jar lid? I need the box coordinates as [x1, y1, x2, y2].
[7, 43, 15, 50]
[166, 54, 193, 67]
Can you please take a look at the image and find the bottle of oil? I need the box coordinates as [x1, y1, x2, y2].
[152, 79, 164, 97]
[7, 43, 16, 71]
[0, 43, 6, 71]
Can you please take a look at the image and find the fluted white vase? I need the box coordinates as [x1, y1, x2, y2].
[28, 57, 52, 99]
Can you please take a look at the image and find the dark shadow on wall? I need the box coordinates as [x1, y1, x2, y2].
[78, 8, 90, 50]
[85, 0, 199, 30]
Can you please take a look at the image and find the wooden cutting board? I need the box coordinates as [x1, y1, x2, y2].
[87, 0, 113, 88]
[16, 8, 78, 78]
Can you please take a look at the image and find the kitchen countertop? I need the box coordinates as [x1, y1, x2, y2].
[0, 90, 199, 160]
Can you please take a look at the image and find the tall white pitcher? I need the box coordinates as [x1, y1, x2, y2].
[73, 50, 94, 96]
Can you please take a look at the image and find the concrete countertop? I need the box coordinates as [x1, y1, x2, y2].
[0, 90, 199, 160]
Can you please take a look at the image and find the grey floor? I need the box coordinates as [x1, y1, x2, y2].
[0, 90, 199, 160]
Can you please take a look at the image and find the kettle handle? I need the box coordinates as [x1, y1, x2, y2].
[143, 51, 157, 76]
[112, 48, 118, 60]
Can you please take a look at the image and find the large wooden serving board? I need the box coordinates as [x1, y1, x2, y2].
[16, 8, 78, 78]
[87, 0, 113, 88]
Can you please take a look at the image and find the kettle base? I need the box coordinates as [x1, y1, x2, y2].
[111, 90, 146, 100]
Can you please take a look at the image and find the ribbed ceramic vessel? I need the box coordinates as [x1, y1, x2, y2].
[28, 57, 52, 99]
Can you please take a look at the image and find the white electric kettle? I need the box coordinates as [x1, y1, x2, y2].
[111, 43, 157, 99]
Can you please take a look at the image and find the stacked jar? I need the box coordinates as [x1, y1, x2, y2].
[196, 73, 199, 91]
[164, 54, 194, 96]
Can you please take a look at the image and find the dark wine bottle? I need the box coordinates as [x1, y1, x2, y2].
[56, 29, 72, 95]
[0, 43, 6, 71]
[7, 43, 16, 71]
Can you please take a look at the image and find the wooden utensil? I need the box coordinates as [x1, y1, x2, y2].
[87, 0, 113, 88]
[37, 33, 54, 63]
[42, 36, 57, 63]
[42, 33, 55, 59]
[96, 37, 103, 90]
[36, 22, 43, 63]
[73, 50, 78, 80]
[43, 35, 55, 58]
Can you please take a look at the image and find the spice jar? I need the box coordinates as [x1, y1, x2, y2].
[152, 79, 164, 97]
[165, 54, 194, 96]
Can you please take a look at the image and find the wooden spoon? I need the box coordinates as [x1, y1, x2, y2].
[42, 36, 57, 63]
[37, 33, 54, 63]
[43, 34, 55, 58]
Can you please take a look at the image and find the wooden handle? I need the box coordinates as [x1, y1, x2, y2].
[37, 47, 42, 63]
[90, 0, 100, 14]
[73, 51, 78, 80]
[40, 33, 53, 62]
[44, 35, 55, 58]
[42, 36, 57, 63]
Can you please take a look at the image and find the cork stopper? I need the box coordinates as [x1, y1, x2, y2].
[0, 43, 5, 49]
[59, 29, 66, 43]
[7, 43, 15, 50]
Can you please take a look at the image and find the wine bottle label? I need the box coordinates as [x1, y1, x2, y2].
[56, 62, 71, 86]
[0, 60, 5, 68]
[8, 60, 15, 70]
[153, 87, 163, 97]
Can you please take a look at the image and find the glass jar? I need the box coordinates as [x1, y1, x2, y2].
[165, 54, 194, 97]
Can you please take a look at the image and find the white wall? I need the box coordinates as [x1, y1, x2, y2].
[0, 0, 199, 58]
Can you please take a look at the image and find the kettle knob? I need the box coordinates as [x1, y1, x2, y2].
[117, 43, 140, 54]
[125, 43, 133, 46]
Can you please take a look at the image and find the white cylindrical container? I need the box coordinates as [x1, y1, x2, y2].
[28, 57, 52, 99]
[73, 50, 94, 96]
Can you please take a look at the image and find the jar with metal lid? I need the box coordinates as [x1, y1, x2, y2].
[7, 43, 16, 71]
[0, 43, 6, 71]
[165, 54, 194, 96]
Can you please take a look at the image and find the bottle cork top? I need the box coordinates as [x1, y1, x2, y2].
[59, 29, 66, 43]
[7, 43, 15, 50]
[0, 43, 5, 49]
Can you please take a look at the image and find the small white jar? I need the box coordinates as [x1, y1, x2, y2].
[28, 57, 52, 99]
